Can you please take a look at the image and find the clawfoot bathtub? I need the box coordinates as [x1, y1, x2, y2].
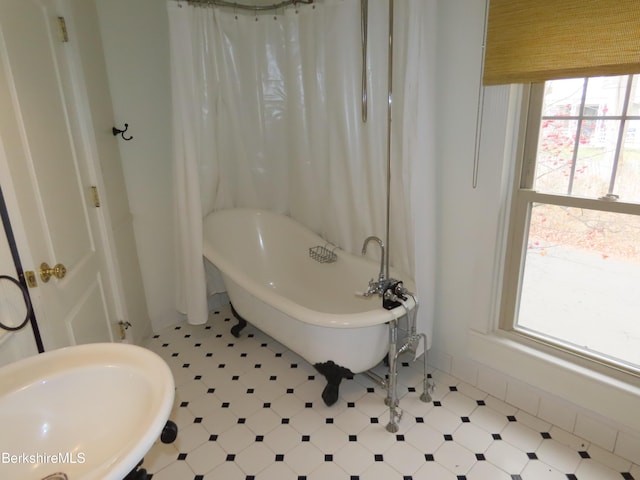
[202, 208, 415, 405]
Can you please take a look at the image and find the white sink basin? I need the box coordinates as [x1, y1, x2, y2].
[0, 343, 175, 480]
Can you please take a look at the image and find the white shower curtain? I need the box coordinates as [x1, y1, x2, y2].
[169, 0, 436, 349]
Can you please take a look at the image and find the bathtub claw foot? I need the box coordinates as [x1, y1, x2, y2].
[229, 303, 248, 338]
[314, 361, 354, 406]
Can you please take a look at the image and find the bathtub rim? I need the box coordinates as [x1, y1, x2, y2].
[202, 208, 415, 329]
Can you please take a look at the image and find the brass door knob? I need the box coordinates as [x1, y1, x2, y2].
[40, 262, 67, 282]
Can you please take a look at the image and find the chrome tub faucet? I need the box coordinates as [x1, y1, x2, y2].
[361, 236, 388, 296]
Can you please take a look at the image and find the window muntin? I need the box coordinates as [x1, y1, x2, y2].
[533, 75, 640, 203]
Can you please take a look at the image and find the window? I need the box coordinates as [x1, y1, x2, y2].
[501, 74, 640, 373]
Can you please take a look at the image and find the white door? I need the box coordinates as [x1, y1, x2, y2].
[0, 0, 118, 349]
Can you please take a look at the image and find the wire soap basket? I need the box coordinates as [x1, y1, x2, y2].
[309, 243, 338, 264]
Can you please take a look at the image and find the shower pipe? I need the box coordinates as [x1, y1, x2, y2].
[384, 0, 393, 280]
[183, 0, 313, 11]
[361, 0, 368, 123]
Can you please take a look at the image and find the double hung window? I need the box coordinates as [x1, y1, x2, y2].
[501, 75, 640, 372]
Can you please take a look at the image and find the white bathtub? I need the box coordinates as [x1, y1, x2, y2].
[202, 208, 415, 404]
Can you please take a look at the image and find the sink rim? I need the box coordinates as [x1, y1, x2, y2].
[0, 342, 175, 480]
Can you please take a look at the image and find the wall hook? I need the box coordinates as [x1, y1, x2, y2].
[112, 123, 133, 141]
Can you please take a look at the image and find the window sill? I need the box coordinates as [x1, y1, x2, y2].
[468, 328, 640, 433]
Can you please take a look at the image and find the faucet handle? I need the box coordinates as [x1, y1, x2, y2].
[369, 278, 382, 293]
[355, 290, 373, 297]
[356, 278, 379, 298]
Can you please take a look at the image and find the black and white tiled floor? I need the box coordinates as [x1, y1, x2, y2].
[142, 305, 639, 479]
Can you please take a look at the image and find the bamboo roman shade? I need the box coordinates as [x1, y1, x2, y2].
[483, 0, 640, 85]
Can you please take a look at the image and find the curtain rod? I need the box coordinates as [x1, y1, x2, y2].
[184, 0, 314, 11]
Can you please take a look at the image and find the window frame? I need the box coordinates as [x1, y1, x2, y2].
[499, 81, 640, 375]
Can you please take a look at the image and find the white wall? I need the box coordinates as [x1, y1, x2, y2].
[96, 0, 181, 332]
[434, 0, 488, 357]
[433, 0, 516, 372]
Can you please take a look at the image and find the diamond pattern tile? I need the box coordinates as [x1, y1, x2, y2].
[142, 305, 638, 479]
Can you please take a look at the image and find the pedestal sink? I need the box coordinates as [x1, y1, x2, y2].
[0, 343, 175, 480]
